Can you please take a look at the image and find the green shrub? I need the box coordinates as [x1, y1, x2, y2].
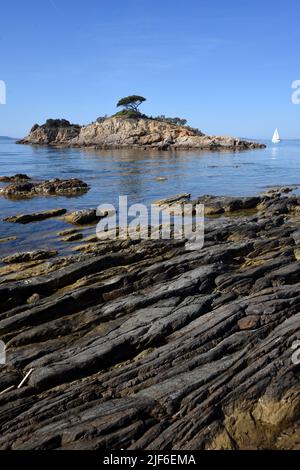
[113, 109, 146, 119]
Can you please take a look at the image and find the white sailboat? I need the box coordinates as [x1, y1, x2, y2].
[272, 128, 281, 144]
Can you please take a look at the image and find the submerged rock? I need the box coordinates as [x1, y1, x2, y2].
[155, 177, 168, 182]
[58, 229, 80, 237]
[62, 233, 83, 242]
[0, 236, 17, 244]
[4, 208, 67, 224]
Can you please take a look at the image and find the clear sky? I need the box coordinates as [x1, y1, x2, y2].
[1, 0, 300, 139]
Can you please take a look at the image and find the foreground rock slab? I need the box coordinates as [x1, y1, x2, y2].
[0, 193, 299, 450]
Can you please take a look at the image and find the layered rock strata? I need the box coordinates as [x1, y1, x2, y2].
[0, 192, 299, 450]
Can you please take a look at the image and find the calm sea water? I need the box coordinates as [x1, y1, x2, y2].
[0, 137, 300, 256]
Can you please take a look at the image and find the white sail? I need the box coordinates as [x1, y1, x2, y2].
[272, 128, 281, 143]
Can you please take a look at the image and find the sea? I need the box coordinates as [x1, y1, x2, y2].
[0, 137, 300, 256]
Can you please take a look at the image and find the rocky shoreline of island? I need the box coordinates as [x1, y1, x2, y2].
[0, 185, 299, 450]
[17, 115, 266, 151]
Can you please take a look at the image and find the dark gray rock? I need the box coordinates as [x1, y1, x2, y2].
[2, 250, 57, 264]
[0, 174, 31, 183]
[4, 208, 67, 224]
[65, 209, 107, 225]
[0, 193, 299, 450]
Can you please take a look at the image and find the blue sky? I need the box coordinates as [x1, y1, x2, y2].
[1, 0, 300, 138]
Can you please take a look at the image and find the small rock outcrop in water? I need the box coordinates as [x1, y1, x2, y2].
[0, 177, 89, 199]
[0, 192, 299, 450]
[64, 209, 108, 225]
[18, 116, 265, 150]
[0, 236, 17, 244]
[0, 174, 31, 183]
[4, 208, 67, 224]
[17, 119, 81, 145]
[62, 233, 83, 243]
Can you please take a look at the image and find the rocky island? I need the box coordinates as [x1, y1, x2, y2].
[18, 96, 265, 151]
